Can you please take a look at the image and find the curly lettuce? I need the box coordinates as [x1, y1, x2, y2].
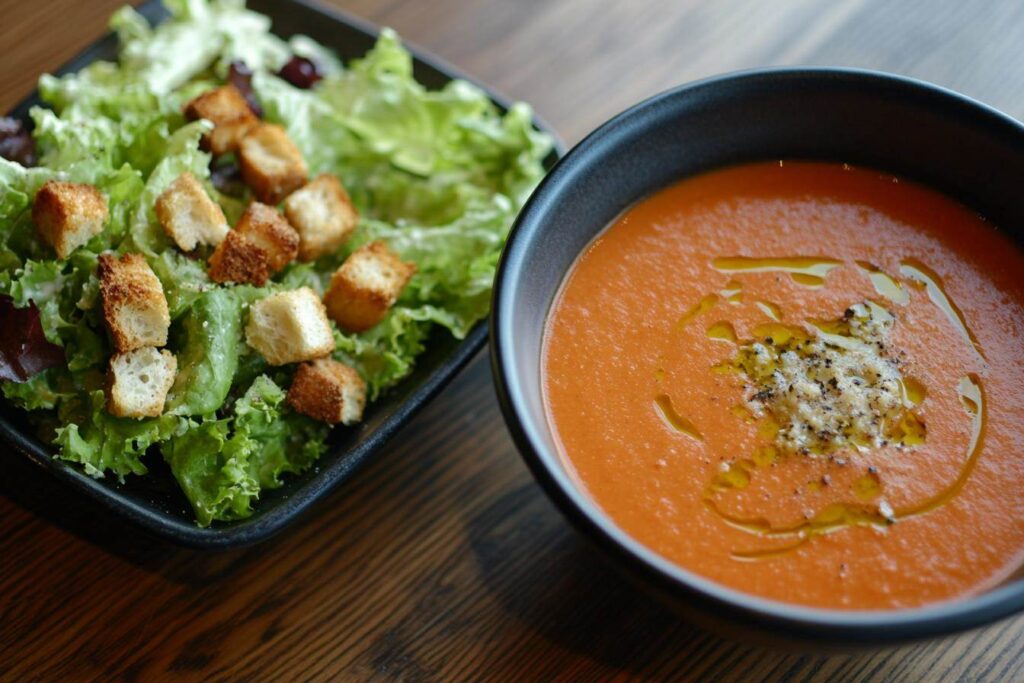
[163, 375, 327, 526]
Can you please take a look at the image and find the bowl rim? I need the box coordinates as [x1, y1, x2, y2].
[490, 65, 1024, 644]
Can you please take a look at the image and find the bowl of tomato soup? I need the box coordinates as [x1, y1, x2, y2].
[491, 68, 1024, 646]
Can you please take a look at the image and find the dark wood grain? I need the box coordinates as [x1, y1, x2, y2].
[3, 1, 1024, 680]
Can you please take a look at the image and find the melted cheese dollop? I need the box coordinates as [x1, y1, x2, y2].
[735, 302, 923, 455]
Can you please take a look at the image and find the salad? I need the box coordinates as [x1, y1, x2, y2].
[0, 0, 552, 525]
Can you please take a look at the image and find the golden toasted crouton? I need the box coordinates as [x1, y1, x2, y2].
[238, 123, 308, 205]
[283, 174, 359, 261]
[184, 85, 259, 155]
[245, 287, 335, 365]
[98, 253, 171, 352]
[323, 241, 415, 332]
[106, 347, 177, 419]
[207, 202, 299, 285]
[32, 180, 109, 260]
[234, 202, 299, 271]
[208, 231, 269, 286]
[287, 357, 366, 425]
[155, 172, 229, 252]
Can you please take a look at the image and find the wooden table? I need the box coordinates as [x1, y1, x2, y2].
[4, 1, 1024, 680]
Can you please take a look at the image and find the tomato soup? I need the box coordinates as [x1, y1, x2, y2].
[542, 161, 1024, 610]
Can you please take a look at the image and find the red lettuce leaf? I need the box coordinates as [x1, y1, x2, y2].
[0, 295, 65, 382]
[228, 60, 263, 118]
[0, 117, 38, 167]
[209, 158, 246, 197]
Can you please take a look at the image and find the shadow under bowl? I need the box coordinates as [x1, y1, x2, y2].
[490, 67, 1024, 648]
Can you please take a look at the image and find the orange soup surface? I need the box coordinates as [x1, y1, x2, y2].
[542, 161, 1024, 610]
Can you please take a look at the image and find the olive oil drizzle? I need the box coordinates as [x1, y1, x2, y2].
[712, 256, 842, 288]
[894, 374, 985, 519]
[706, 321, 737, 343]
[721, 280, 744, 304]
[899, 377, 926, 407]
[900, 259, 987, 364]
[729, 537, 810, 562]
[708, 374, 985, 560]
[654, 394, 703, 441]
[856, 261, 909, 305]
[755, 300, 783, 321]
[662, 256, 990, 561]
[789, 273, 828, 288]
[677, 294, 719, 330]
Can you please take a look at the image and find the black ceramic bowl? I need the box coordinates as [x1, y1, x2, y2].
[490, 68, 1024, 647]
[0, 0, 561, 549]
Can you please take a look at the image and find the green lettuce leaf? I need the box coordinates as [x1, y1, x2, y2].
[231, 375, 328, 488]
[54, 390, 184, 480]
[0, 158, 56, 268]
[167, 288, 243, 416]
[163, 417, 255, 526]
[2, 368, 67, 411]
[164, 375, 327, 526]
[333, 307, 430, 400]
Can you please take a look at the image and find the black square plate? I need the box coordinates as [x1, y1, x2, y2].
[0, 0, 562, 548]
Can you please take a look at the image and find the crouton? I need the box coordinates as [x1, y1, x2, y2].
[323, 241, 415, 332]
[283, 174, 359, 261]
[106, 347, 177, 419]
[98, 253, 171, 352]
[287, 357, 366, 425]
[238, 123, 308, 204]
[184, 85, 259, 155]
[155, 172, 229, 251]
[245, 287, 335, 365]
[208, 231, 269, 286]
[207, 202, 299, 285]
[234, 202, 299, 270]
[32, 180, 109, 260]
